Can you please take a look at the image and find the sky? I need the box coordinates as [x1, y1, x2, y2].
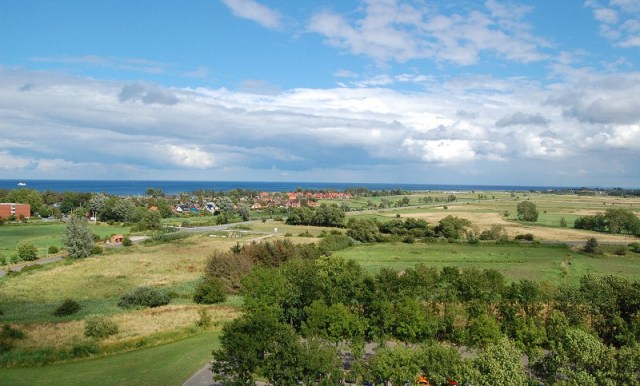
[1, 0, 639, 187]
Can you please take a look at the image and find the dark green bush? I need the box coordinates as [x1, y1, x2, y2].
[122, 237, 133, 247]
[318, 234, 354, 255]
[514, 233, 535, 241]
[70, 341, 99, 357]
[47, 245, 60, 254]
[629, 242, 640, 253]
[118, 286, 170, 308]
[53, 299, 82, 317]
[91, 245, 103, 255]
[193, 277, 226, 304]
[1, 325, 26, 340]
[84, 315, 118, 338]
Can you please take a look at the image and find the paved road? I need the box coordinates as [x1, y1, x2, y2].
[0, 255, 64, 277]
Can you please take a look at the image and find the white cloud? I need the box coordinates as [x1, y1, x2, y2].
[165, 145, 216, 168]
[0, 66, 639, 185]
[308, 0, 548, 65]
[586, 0, 640, 47]
[221, 0, 282, 29]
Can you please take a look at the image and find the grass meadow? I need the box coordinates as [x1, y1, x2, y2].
[0, 331, 220, 386]
[0, 191, 638, 382]
[0, 222, 130, 258]
[336, 241, 640, 284]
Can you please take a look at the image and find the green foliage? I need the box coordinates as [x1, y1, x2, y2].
[53, 299, 82, 317]
[286, 203, 346, 227]
[62, 215, 95, 258]
[47, 245, 60, 254]
[132, 209, 162, 231]
[574, 208, 640, 235]
[514, 233, 535, 241]
[0, 324, 26, 353]
[434, 215, 472, 240]
[118, 286, 170, 308]
[479, 224, 508, 242]
[517, 200, 539, 222]
[559, 216, 568, 227]
[346, 218, 385, 242]
[467, 314, 503, 347]
[16, 241, 38, 261]
[364, 345, 422, 385]
[193, 277, 226, 304]
[84, 315, 118, 339]
[122, 237, 133, 247]
[474, 337, 527, 386]
[583, 237, 600, 254]
[91, 245, 103, 255]
[195, 309, 212, 327]
[318, 234, 355, 255]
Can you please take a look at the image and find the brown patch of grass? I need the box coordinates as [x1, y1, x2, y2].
[15, 305, 241, 350]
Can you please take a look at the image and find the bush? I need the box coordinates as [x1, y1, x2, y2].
[583, 237, 600, 254]
[514, 233, 535, 241]
[118, 286, 170, 308]
[0, 256, 6, 266]
[1, 325, 26, 340]
[47, 245, 60, 254]
[122, 237, 133, 247]
[84, 315, 118, 338]
[613, 246, 627, 256]
[70, 341, 99, 358]
[16, 242, 38, 261]
[629, 242, 640, 253]
[91, 245, 103, 255]
[193, 277, 226, 304]
[53, 299, 82, 317]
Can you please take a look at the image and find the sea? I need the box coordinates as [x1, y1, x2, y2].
[0, 179, 570, 196]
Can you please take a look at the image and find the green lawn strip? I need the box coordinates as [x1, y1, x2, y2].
[0, 223, 130, 257]
[0, 331, 220, 386]
[336, 242, 640, 284]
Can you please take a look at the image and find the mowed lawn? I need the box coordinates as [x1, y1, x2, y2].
[336, 242, 640, 284]
[0, 222, 130, 257]
[0, 331, 220, 386]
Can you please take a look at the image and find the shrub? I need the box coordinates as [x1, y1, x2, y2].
[1, 325, 26, 340]
[91, 245, 103, 255]
[47, 245, 60, 254]
[16, 241, 38, 261]
[70, 341, 99, 358]
[84, 315, 118, 338]
[53, 299, 82, 317]
[193, 277, 226, 304]
[122, 237, 133, 247]
[613, 246, 627, 256]
[318, 234, 354, 255]
[583, 237, 600, 254]
[196, 309, 213, 327]
[514, 233, 535, 241]
[629, 242, 640, 253]
[0, 256, 6, 266]
[118, 286, 170, 308]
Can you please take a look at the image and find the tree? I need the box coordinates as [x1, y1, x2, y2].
[516, 201, 538, 222]
[62, 215, 95, 259]
[16, 241, 38, 261]
[474, 337, 527, 386]
[6, 188, 44, 215]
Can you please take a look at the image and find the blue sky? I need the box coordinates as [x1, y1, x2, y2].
[1, 0, 639, 187]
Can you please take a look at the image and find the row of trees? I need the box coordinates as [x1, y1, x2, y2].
[207, 241, 640, 384]
[575, 208, 640, 236]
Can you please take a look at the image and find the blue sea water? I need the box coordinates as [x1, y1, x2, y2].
[0, 179, 570, 196]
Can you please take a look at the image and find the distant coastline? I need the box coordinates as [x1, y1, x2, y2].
[0, 179, 583, 196]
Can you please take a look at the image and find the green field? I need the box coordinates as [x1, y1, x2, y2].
[0, 331, 220, 386]
[0, 223, 130, 257]
[335, 242, 640, 284]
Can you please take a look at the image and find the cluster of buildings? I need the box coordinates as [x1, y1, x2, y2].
[174, 191, 353, 213]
